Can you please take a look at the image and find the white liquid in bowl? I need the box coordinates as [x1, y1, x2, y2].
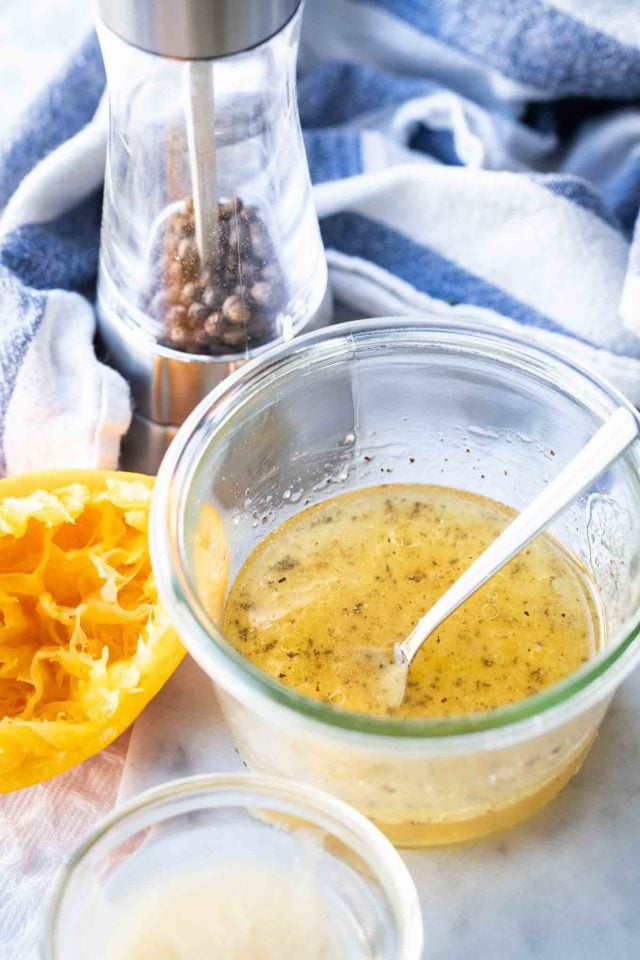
[103, 863, 351, 960]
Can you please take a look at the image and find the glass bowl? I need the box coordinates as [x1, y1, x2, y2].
[42, 773, 422, 959]
[151, 318, 640, 845]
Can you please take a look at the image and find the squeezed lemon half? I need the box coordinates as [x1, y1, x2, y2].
[0, 470, 185, 792]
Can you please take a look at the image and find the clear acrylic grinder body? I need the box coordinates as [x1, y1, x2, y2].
[95, 0, 329, 471]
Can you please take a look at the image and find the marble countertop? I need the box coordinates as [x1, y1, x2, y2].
[2, 6, 639, 958]
[121, 656, 640, 960]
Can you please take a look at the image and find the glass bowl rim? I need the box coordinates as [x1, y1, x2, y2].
[151, 316, 640, 742]
[41, 772, 423, 960]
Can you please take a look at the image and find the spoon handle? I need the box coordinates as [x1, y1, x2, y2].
[396, 407, 639, 667]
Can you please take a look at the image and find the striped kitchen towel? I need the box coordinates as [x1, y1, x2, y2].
[1, 2, 640, 476]
[299, 0, 640, 399]
[0, 35, 130, 476]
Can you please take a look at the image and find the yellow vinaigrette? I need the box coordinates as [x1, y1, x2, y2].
[224, 485, 600, 718]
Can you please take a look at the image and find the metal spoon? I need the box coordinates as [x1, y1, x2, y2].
[382, 407, 639, 706]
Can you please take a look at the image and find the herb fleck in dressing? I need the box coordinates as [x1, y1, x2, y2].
[223, 485, 600, 717]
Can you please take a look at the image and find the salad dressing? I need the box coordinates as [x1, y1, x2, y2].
[224, 485, 600, 718]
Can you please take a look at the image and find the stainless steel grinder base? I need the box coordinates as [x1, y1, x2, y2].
[99, 285, 333, 474]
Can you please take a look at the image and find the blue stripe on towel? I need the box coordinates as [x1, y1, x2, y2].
[536, 176, 626, 235]
[0, 33, 105, 209]
[604, 153, 640, 236]
[0, 271, 46, 473]
[321, 211, 594, 345]
[298, 61, 462, 165]
[304, 130, 364, 183]
[1, 191, 103, 292]
[409, 125, 462, 165]
[363, 0, 640, 99]
[298, 61, 438, 128]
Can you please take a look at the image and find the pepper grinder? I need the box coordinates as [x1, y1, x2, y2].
[95, 0, 330, 472]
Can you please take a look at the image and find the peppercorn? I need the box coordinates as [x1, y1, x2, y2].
[187, 302, 210, 323]
[166, 304, 187, 326]
[222, 294, 251, 325]
[250, 281, 273, 307]
[159, 195, 287, 354]
[168, 324, 188, 346]
[204, 311, 222, 336]
[202, 286, 219, 309]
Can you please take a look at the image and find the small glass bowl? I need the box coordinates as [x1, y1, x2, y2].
[42, 773, 423, 960]
[151, 318, 640, 845]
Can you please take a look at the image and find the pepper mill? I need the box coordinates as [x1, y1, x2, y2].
[95, 0, 330, 472]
